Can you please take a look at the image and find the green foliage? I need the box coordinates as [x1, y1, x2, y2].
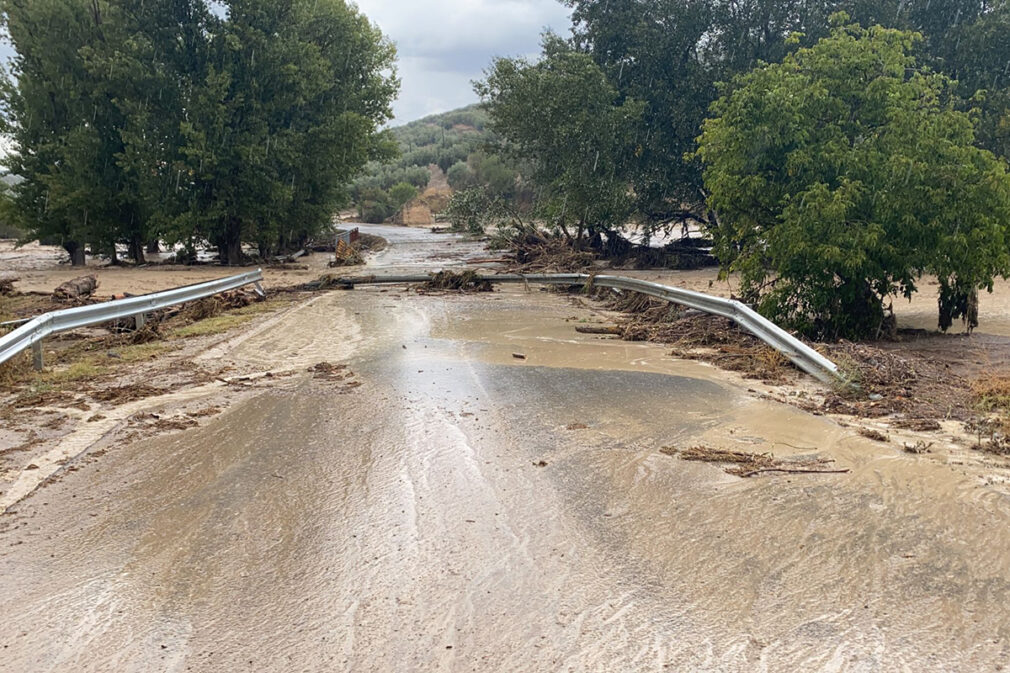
[357, 187, 393, 224]
[444, 187, 509, 235]
[477, 35, 643, 243]
[349, 104, 532, 215]
[1, 0, 397, 266]
[696, 21, 1010, 339]
[388, 182, 418, 209]
[561, 0, 1010, 234]
[446, 161, 475, 190]
[350, 104, 490, 200]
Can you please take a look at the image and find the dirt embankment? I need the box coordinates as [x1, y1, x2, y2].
[392, 164, 451, 226]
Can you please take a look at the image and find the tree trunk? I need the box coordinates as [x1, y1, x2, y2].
[218, 218, 243, 265]
[65, 241, 86, 267]
[146, 239, 160, 254]
[53, 275, 98, 300]
[128, 235, 146, 265]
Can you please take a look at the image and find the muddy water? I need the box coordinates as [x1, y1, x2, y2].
[4, 235, 1010, 670]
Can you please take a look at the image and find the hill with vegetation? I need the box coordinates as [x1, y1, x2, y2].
[351, 105, 524, 223]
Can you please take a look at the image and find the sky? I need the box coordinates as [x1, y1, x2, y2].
[351, 0, 572, 123]
[0, 1, 572, 126]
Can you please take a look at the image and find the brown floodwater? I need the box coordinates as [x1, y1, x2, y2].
[2, 227, 1010, 672]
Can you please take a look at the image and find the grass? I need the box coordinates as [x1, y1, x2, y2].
[170, 314, 255, 338]
[971, 373, 1010, 414]
[115, 341, 178, 362]
[168, 298, 282, 338]
[1, 296, 287, 391]
[44, 360, 108, 384]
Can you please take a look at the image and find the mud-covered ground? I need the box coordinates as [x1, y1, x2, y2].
[3, 226, 1010, 671]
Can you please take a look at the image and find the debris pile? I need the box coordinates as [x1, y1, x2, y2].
[661, 445, 848, 478]
[418, 270, 493, 293]
[504, 232, 596, 273]
[599, 290, 788, 382]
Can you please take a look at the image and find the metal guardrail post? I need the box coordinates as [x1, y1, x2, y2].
[32, 341, 42, 371]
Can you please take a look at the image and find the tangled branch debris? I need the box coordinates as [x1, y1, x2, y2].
[661, 445, 849, 478]
[857, 427, 889, 442]
[418, 270, 493, 293]
[594, 289, 788, 382]
[580, 287, 985, 428]
[504, 232, 596, 273]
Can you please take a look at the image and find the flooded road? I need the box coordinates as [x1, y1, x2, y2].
[3, 226, 1010, 671]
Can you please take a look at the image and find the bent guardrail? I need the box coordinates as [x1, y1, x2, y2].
[329, 272, 844, 385]
[0, 269, 264, 370]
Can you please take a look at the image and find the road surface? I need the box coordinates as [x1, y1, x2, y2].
[3, 225, 1010, 671]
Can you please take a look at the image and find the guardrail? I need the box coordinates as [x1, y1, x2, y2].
[329, 272, 844, 385]
[0, 269, 264, 370]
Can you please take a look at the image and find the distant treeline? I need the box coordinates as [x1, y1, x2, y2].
[0, 0, 398, 265]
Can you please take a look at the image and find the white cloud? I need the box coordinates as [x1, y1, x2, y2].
[352, 0, 571, 122]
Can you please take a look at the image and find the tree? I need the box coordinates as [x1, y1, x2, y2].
[560, 0, 1010, 237]
[356, 186, 392, 223]
[444, 187, 506, 235]
[1, 0, 397, 266]
[695, 19, 1010, 339]
[1, 0, 131, 265]
[175, 0, 398, 264]
[476, 35, 644, 245]
[388, 181, 418, 210]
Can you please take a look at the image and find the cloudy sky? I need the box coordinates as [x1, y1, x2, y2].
[353, 0, 572, 123]
[0, 0, 572, 125]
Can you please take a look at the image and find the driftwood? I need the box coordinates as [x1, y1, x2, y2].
[575, 324, 622, 335]
[53, 275, 98, 301]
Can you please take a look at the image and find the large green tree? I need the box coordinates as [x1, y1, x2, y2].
[170, 0, 398, 264]
[476, 36, 643, 246]
[1, 0, 138, 265]
[1, 0, 397, 266]
[695, 20, 1010, 339]
[562, 0, 1010, 234]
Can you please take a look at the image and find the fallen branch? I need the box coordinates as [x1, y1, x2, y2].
[575, 324, 623, 335]
[732, 467, 851, 478]
[663, 444, 846, 479]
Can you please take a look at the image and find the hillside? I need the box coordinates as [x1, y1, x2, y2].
[350, 105, 522, 224]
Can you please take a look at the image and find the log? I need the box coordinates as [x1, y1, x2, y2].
[575, 324, 623, 335]
[53, 275, 98, 301]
